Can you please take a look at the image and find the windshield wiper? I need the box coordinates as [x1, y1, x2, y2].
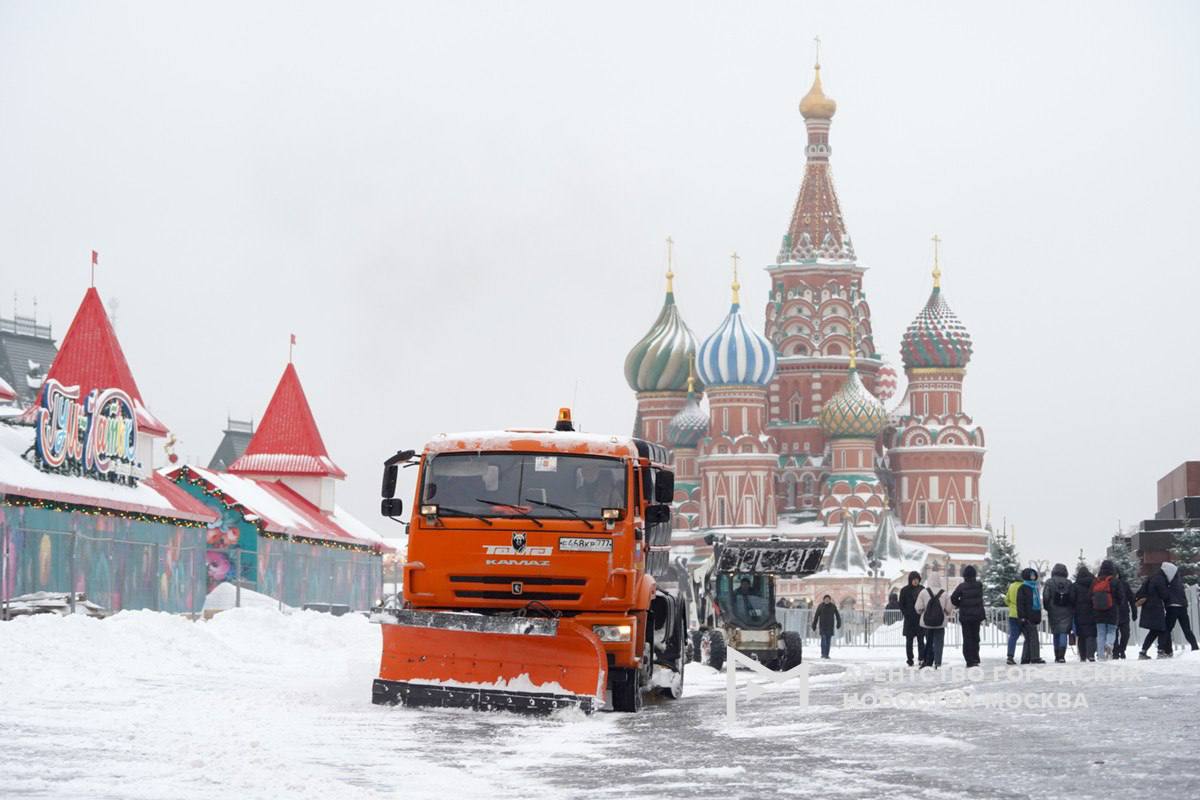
[433, 506, 493, 525]
[524, 498, 595, 529]
[474, 499, 543, 527]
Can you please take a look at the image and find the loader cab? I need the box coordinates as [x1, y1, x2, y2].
[714, 573, 776, 630]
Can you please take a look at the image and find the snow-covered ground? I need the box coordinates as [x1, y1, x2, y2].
[2, 610, 1198, 799]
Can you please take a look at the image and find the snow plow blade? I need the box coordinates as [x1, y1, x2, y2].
[372, 610, 607, 715]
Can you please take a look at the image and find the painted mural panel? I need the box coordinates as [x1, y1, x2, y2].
[0, 504, 207, 613]
[257, 536, 380, 611]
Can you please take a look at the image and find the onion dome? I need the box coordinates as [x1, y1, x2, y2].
[799, 64, 837, 120]
[819, 330, 887, 439]
[624, 263, 697, 392]
[900, 241, 973, 370]
[667, 366, 708, 449]
[697, 256, 778, 387]
[874, 362, 899, 403]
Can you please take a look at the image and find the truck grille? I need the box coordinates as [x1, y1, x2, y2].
[449, 575, 585, 602]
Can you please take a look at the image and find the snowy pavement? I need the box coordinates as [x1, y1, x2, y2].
[2, 610, 1199, 800]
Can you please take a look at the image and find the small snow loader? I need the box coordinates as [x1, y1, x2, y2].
[372, 410, 688, 714]
[691, 536, 826, 671]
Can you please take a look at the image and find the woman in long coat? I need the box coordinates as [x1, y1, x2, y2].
[1136, 565, 1169, 658]
[1042, 563, 1074, 663]
[1073, 566, 1098, 662]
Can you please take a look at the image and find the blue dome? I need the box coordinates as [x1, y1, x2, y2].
[697, 302, 777, 387]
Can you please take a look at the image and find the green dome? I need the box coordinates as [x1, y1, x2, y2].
[819, 368, 887, 439]
[624, 292, 698, 392]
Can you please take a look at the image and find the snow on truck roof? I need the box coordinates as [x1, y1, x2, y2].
[423, 430, 643, 459]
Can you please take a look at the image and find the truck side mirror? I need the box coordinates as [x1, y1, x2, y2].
[381, 498, 404, 518]
[646, 504, 671, 524]
[382, 464, 398, 499]
[654, 471, 675, 504]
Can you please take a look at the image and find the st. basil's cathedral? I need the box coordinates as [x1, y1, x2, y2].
[623, 59, 988, 608]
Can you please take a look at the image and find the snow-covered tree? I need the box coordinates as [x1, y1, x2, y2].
[1173, 525, 1200, 587]
[983, 531, 1021, 607]
[1107, 539, 1140, 583]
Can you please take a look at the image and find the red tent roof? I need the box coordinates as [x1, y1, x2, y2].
[0, 374, 15, 403]
[228, 362, 345, 478]
[39, 288, 168, 435]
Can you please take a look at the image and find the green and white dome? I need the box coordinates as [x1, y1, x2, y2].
[819, 367, 888, 439]
[625, 288, 698, 393]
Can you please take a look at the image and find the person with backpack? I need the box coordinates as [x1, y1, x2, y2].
[1092, 560, 1123, 660]
[1042, 563, 1074, 663]
[1162, 561, 1200, 652]
[950, 564, 985, 667]
[810, 594, 841, 659]
[914, 576, 953, 669]
[1136, 564, 1170, 658]
[1004, 575, 1025, 665]
[1073, 565, 1098, 662]
[1113, 566, 1136, 659]
[898, 571, 925, 667]
[1015, 568, 1045, 664]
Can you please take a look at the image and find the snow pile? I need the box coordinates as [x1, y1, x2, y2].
[202, 582, 293, 613]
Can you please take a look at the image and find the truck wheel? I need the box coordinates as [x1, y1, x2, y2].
[611, 667, 643, 712]
[780, 631, 803, 669]
[701, 630, 727, 671]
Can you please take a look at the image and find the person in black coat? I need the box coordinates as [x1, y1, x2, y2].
[897, 571, 925, 667]
[810, 594, 841, 659]
[1113, 567, 1136, 659]
[1161, 561, 1200, 652]
[1073, 565, 1098, 662]
[1093, 559, 1125, 660]
[1016, 567, 1045, 664]
[884, 591, 902, 625]
[950, 564, 986, 667]
[1136, 564, 1169, 658]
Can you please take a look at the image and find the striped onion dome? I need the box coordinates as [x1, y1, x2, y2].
[819, 368, 887, 439]
[900, 286, 973, 370]
[697, 301, 777, 387]
[624, 291, 697, 392]
[667, 390, 708, 448]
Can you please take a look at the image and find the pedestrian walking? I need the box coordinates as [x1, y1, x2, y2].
[1042, 563, 1074, 663]
[1113, 566, 1136, 659]
[950, 564, 985, 667]
[1162, 561, 1200, 652]
[898, 571, 925, 667]
[810, 594, 841, 659]
[1073, 565, 1098, 662]
[884, 591, 902, 625]
[1092, 560, 1123, 660]
[1016, 567, 1045, 664]
[1005, 575, 1024, 665]
[915, 576, 953, 669]
[1136, 563, 1169, 658]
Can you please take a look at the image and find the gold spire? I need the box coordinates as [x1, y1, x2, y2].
[687, 353, 697, 394]
[665, 235, 675, 294]
[730, 251, 741, 305]
[799, 36, 837, 120]
[931, 233, 942, 289]
[848, 314, 857, 370]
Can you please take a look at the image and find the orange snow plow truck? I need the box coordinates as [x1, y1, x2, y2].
[372, 410, 688, 714]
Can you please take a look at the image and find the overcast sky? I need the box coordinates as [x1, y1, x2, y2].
[2, 1, 1198, 567]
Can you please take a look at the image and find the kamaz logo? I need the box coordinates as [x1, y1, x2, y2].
[485, 559, 550, 567]
[483, 545, 552, 556]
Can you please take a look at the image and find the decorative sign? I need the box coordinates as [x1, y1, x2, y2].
[35, 379, 139, 484]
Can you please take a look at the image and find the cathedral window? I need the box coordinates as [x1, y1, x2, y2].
[792, 401, 802, 422]
[917, 502, 928, 525]
[947, 502, 956, 525]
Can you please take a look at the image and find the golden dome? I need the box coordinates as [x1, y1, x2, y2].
[799, 65, 837, 120]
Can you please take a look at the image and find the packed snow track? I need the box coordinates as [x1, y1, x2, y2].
[2, 609, 1198, 799]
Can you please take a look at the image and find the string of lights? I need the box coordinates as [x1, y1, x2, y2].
[3, 494, 207, 529]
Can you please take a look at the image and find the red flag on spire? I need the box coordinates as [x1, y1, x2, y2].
[91, 250, 98, 265]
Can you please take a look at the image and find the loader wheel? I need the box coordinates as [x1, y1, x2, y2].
[701, 630, 727, 671]
[656, 606, 687, 700]
[780, 631, 804, 670]
[691, 630, 704, 663]
[611, 667, 643, 713]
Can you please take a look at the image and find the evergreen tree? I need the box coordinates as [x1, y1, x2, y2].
[1076, 548, 1090, 575]
[982, 531, 1021, 607]
[1173, 524, 1200, 587]
[1107, 539, 1140, 584]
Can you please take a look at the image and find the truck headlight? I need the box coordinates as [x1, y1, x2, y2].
[601, 508, 621, 520]
[592, 624, 633, 642]
[420, 504, 438, 516]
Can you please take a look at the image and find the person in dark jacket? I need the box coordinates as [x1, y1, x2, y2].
[1016, 567, 1045, 664]
[1092, 560, 1125, 660]
[1113, 566, 1136, 659]
[810, 594, 841, 659]
[884, 591, 902, 625]
[950, 564, 985, 667]
[1042, 563, 1074, 663]
[897, 571, 925, 667]
[1136, 564, 1170, 658]
[1073, 565, 1098, 661]
[1161, 561, 1200, 652]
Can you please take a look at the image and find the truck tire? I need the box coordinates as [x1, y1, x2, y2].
[780, 631, 803, 669]
[611, 667, 643, 712]
[701, 630, 727, 671]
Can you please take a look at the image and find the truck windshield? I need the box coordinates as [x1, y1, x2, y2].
[716, 573, 774, 628]
[421, 453, 626, 521]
